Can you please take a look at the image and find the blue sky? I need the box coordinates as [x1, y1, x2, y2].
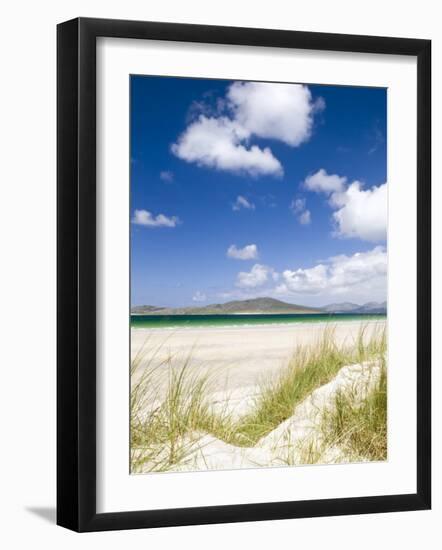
[130, 76, 387, 308]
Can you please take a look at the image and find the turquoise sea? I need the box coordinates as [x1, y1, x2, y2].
[131, 313, 386, 329]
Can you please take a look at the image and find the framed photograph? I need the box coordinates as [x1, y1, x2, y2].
[57, 17, 431, 532]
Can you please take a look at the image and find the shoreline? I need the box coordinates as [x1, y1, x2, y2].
[131, 317, 386, 332]
[130, 310, 323, 316]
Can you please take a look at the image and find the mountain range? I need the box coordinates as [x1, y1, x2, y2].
[322, 301, 387, 314]
[131, 297, 387, 315]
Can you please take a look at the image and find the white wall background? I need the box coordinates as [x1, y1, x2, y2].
[0, 1, 439, 548]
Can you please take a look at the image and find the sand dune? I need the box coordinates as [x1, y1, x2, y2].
[134, 357, 384, 473]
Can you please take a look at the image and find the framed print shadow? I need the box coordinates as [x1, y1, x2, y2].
[57, 17, 431, 532]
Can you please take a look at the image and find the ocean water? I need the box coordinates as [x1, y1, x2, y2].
[131, 313, 387, 329]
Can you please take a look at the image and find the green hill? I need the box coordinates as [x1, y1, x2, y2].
[131, 297, 323, 315]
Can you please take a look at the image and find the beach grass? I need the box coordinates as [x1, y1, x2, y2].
[130, 324, 387, 472]
[226, 325, 386, 447]
[131, 343, 217, 472]
[317, 355, 387, 462]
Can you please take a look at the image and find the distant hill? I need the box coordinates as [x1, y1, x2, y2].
[322, 302, 360, 313]
[131, 297, 322, 315]
[131, 305, 166, 314]
[323, 301, 387, 314]
[131, 298, 387, 316]
[354, 301, 387, 314]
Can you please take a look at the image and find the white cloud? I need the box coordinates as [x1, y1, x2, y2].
[304, 169, 387, 242]
[304, 169, 347, 193]
[227, 244, 258, 260]
[331, 182, 387, 242]
[227, 82, 324, 147]
[299, 210, 312, 225]
[171, 115, 282, 177]
[368, 123, 385, 155]
[192, 291, 207, 302]
[172, 81, 324, 177]
[275, 247, 387, 299]
[233, 195, 255, 211]
[160, 170, 174, 182]
[236, 263, 277, 288]
[290, 197, 311, 225]
[131, 209, 180, 228]
[291, 198, 305, 213]
[224, 247, 386, 304]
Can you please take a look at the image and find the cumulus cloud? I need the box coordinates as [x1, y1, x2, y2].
[304, 169, 347, 193]
[232, 195, 255, 211]
[331, 182, 387, 242]
[298, 210, 312, 225]
[304, 169, 387, 242]
[275, 247, 387, 298]
[227, 82, 324, 147]
[192, 291, 207, 302]
[236, 263, 277, 288]
[227, 244, 258, 260]
[225, 247, 386, 303]
[172, 81, 324, 177]
[131, 209, 180, 228]
[290, 197, 311, 225]
[291, 198, 305, 213]
[171, 115, 282, 177]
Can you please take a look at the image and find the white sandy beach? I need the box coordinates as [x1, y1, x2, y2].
[131, 319, 386, 392]
[131, 319, 387, 473]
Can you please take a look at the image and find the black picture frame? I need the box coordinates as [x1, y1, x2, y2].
[57, 17, 431, 532]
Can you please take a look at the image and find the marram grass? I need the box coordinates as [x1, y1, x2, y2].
[130, 325, 387, 472]
[228, 325, 386, 446]
[318, 356, 387, 462]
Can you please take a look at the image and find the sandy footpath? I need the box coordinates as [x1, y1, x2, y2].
[131, 320, 386, 392]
